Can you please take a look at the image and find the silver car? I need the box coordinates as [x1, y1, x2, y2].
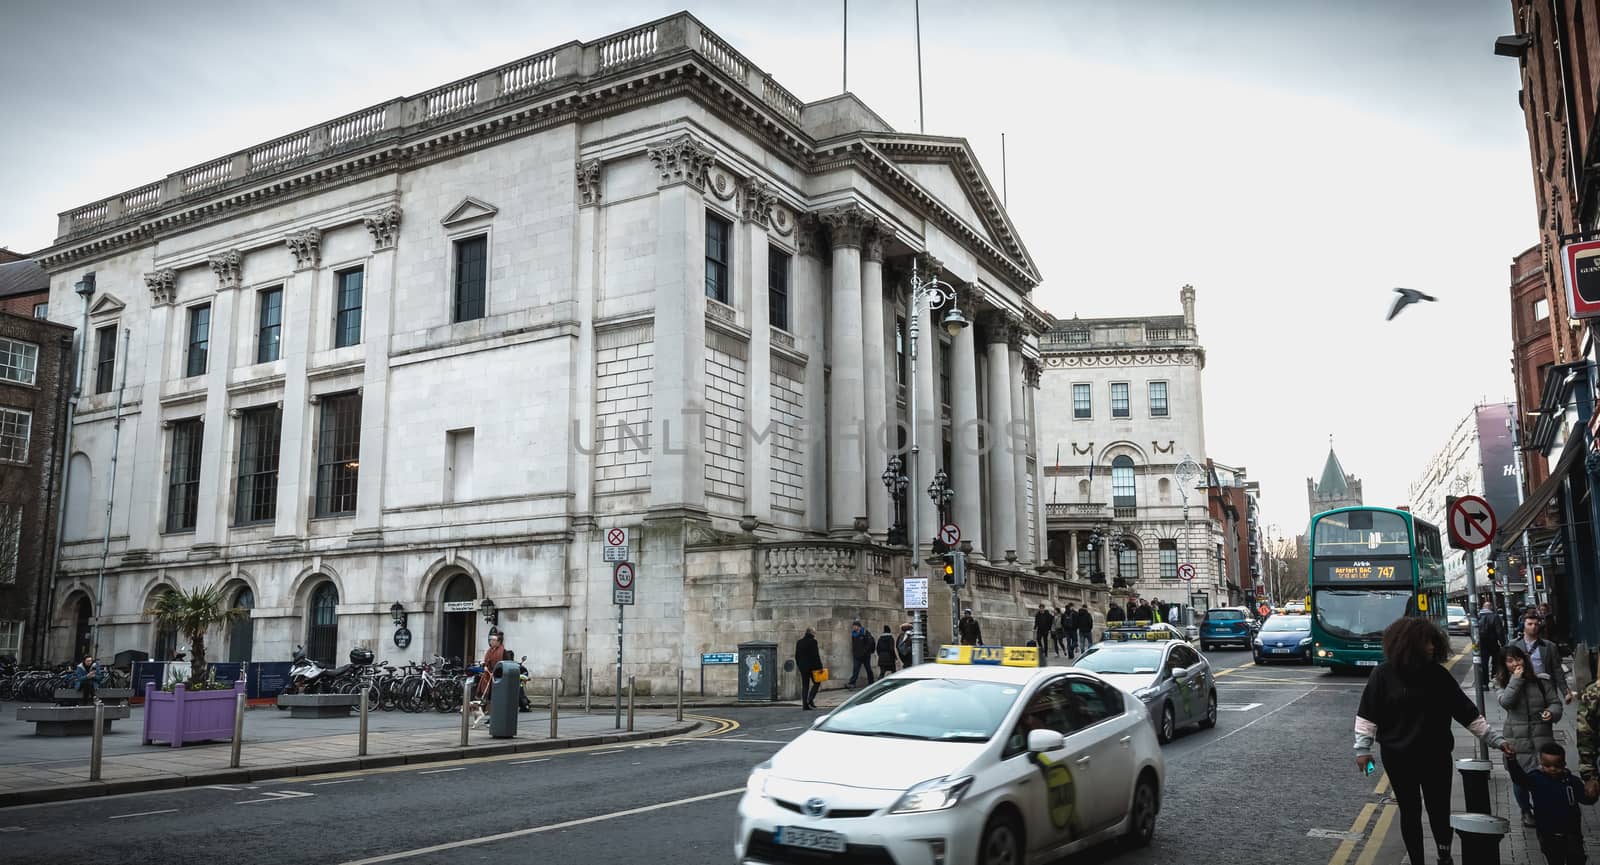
[1072, 639, 1216, 744]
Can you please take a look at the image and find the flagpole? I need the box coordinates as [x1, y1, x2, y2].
[843, 0, 849, 92]
[915, 0, 925, 132]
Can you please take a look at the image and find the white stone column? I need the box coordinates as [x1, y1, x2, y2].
[351, 205, 401, 545]
[911, 255, 942, 551]
[795, 218, 829, 535]
[821, 205, 871, 536]
[572, 160, 602, 519]
[984, 317, 1018, 562]
[949, 289, 984, 558]
[274, 228, 321, 543]
[1026, 358, 1047, 565]
[191, 252, 240, 555]
[126, 271, 177, 550]
[741, 178, 777, 526]
[1068, 529, 1079, 577]
[1008, 344, 1030, 563]
[860, 231, 889, 538]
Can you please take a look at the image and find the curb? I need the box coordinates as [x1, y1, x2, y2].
[0, 720, 699, 810]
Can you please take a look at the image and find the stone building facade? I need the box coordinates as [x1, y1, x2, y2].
[33, 14, 1081, 694]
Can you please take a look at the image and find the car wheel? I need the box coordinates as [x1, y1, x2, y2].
[1125, 776, 1159, 847]
[978, 811, 1023, 865]
[1199, 690, 1217, 729]
[1201, 642, 1211, 652]
[1157, 703, 1175, 744]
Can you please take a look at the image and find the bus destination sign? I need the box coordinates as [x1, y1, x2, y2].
[1314, 557, 1411, 585]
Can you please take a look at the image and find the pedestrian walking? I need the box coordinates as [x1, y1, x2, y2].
[847, 621, 875, 688]
[1076, 606, 1094, 651]
[1033, 603, 1054, 661]
[1134, 600, 1154, 622]
[1504, 743, 1598, 864]
[876, 626, 898, 676]
[1519, 613, 1575, 704]
[958, 609, 984, 646]
[1052, 605, 1069, 656]
[1108, 601, 1126, 623]
[1061, 604, 1078, 658]
[896, 623, 914, 668]
[1354, 617, 1513, 865]
[795, 628, 823, 710]
[1500, 644, 1564, 827]
[1478, 598, 1505, 685]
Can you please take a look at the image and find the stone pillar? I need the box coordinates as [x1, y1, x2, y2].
[860, 230, 889, 538]
[949, 289, 984, 558]
[351, 205, 402, 545]
[1068, 529, 1079, 577]
[1026, 359, 1047, 566]
[126, 271, 177, 549]
[572, 160, 602, 520]
[984, 317, 1017, 562]
[274, 228, 322, 544]
[191, 251, 241, 556]
[1008, 343, 1030, 563]
[741, 177, 777, 526]
[821, 205, 872, 536]
[795, 216, 829, 534]
[911, 255, 942, 551]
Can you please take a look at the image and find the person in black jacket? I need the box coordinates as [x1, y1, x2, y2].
[1108, 602, 1126, 623]
[876, 626, 898, 676]
[1076, 606, 1095, 652]
[847, 621, 875, 688]
[1033, 604, 1054, 661]
[1355, 617, 1512, 865]
[1505, 742, 1599, 864]
[795, 628, 823, 710]
[958, 609, 984, 645]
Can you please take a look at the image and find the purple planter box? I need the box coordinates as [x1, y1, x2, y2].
[142, 679, 243, 747]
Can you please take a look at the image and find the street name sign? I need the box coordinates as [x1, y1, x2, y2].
[903, 577, 930, 610]
[442, 600, 477, 613]
[701, 652, 736, 665]
[1447, 495, 1496, 551]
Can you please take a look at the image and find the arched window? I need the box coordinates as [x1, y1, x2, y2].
[439, 573, 477, 666]
[1112, 456, 1136, 509]
[72, 595, 93, 659]
[151, 589, 178, 660]
[229, 587, 254, 662]
[306, 582, 339, 665]
[1118, 541, 1139, 580]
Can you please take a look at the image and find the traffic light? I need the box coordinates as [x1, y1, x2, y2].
[1534, 565, 1545, 590]
[942, 550, 966, 588]
[1486, 561, 1496, 582]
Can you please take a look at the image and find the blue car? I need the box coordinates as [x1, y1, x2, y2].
[1199, 607, 1254, 651]
[1252, 615, 1313, 664]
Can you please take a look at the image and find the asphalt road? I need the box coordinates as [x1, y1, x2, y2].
[0, 644, 1442, 865]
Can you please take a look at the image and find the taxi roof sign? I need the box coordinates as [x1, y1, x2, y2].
[935, 645, 1040, 667]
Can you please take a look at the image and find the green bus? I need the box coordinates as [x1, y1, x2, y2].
[1307, 506, 1447, 671]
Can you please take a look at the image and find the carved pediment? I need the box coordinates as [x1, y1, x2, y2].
[441, 196, 499, 227]
[89, 293, 125, 318]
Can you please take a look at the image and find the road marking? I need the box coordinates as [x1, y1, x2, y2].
[311, 778, 363, 786]
[509, 758, 549, 765]
[109, 809, 178, 820]
[723, 733, 749, 739]
[1374, 772, 1390, 796]
[681, 737, 789, 745]
[237, 790, 314, 805]
[335, 787, 744, 865]
[590, 749, 627, 756]
[775, 725, 805, 732]
[1205, 690, 1315, 746]
[1216, 702, 1262, 712]
[1308, 828, 1366, 841]
[0, 826, 23, 832]
[205, 784, 244, 791]
[1328, 802, 1377, 865]
[1353, 804, 1397, 865]
[418, 767, 465, 775]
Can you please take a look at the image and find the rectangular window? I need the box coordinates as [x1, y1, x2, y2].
[166, 418, 203, 532]
[235, 406, 282, 525]
[939, 338, 952, 405]
[0, 338, 38, 385]
[335, 268, 363, 347]
[0, 409, 30, 463]
[1110, 382, 1130, 418]
[1149, 381, 1169, 417]
[256, 287, 283, 364]
[0, 620, 20, 654]
[895, 317, 907, 386]
[446, 428, 475, 503]
[185, 304, 211, 377]
[767, 247, 791, 331]
[94, 325, 117, 394]
[1072, 383, 1091, 419]
[1159, 540, 1178, 578]
[0, 504, 18, 584]
[705, 212, 731, 304]
[453, 236, 487, 323]
[1534, 297, 1550, 322]
[32, 303, 47, 320]
[315, 392, 362, 517]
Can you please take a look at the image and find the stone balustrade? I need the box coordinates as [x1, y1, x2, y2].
[1046, 502, 1106, 519]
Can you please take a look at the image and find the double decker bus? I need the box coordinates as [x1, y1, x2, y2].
[1307, 506, 1446, 671]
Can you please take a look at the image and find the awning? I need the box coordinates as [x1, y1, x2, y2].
[1494, 430, 1587, 551]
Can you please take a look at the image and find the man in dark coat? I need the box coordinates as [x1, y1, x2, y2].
[1134, 600, 1154, 622]
[795, 628, 823, 710]
[958, 609, 984, 645]
[876, 626, 898, 676]
[1033, 604, 1055, 660]
[1108, 602, 1126, 622]
[847, 621, 876, 688]
[896, 623, 914, 668]
[1076, 605, 1095, 652]
[1060, 604, 1077, 658]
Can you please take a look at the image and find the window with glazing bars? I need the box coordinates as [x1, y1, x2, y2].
[166, 418, 203, 531]
[1110, 382, 1130, 418]
[453, 236, 487, 323]
[1149, 381, 1169, 417]
[768, 247, 790, 331]
[1111, 456, 1136, 508]
[938, 338, 952, 405]
[235, 406, 281, 525]
[705, 213, 731, 304]
[185, 305, 210, 377]
[315, 392, 362, 516]
[1159, 540, 1178, 578]
[94, 325, 117, 394]
[0, 409, 29, 463]
[895, 317, 907, 386]
[0, 339, 37, 385]
[335, 269, 363, 347]
[1073, 383, 1091, 419]
[257, 288, 282, 363]
[1118, 547, 1139, 579]
[0, 505, 18, 584]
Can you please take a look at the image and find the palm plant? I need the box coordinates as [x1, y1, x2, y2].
[145, 585, 245, 687]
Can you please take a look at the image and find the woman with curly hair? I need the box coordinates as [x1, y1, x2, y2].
[1498, 643, 1562, 827]
[1354, 616, 1514, 865]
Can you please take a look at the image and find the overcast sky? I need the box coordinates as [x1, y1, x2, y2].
[0, 0, 1532, 537]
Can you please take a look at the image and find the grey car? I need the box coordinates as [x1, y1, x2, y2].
[1073, 639, 1217, 744]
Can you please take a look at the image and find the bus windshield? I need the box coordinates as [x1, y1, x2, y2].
[1314, 588, 1411, 641]
[1312, 510, 1412, 557]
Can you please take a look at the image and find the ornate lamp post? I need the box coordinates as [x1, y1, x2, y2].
[881, 456, 909, 546]
[905, 259, 970, 662]
[1175, 455, 1202, 608]
[927, 468, 955, 527]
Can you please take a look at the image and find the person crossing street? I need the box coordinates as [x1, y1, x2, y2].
[847, 621, 875, 688]
[1033, 603, 1054, 661]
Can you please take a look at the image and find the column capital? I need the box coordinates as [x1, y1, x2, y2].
[576, 159, 603, 206]
[207, 249, 242, 291]
[145, 269, 177, 306]
[647, 133, 715, 191]
[285, 228, 322, 271]
[796, 212, 825, 258]
[915, 252, 944, 277]
[863, 232, 885, 263]
[981, 311, 1022, 345]
[1023, 356, 1043, 389]
[363, 205, 402, 252]
[819, 204, 878, 249]
[739, 177, 778, 227]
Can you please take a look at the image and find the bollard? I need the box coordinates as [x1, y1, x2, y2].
[550, 676, 560, 739]
[89, 701, 104, 781]
[358, 688, 369, 757]
[230, 690, 245, 768]
[627, 675, 635, 732]
[460, 679, 472, 747]
[677, 667, 684, 722]
[1456, 759, 1492, 815]
[1451, 812, 1508, 865]
[585, 668, 592, 715]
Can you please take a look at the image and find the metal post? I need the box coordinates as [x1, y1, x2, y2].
[905, 278, 925, 665]
[550, 677, 560, 739]
[585, 667, 591, 715]
[357, 688, 368, 757]
[1464, 546, 1489, 761]
[459, 679, 472, 747]
[676, 667, 684, 722]
[231, 690, 245, 768]
[89, 701, 104, 781]
[627, 675, 635, 732]
[615, 605, 624, 729]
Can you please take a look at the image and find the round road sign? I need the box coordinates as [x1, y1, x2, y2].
[613, 561, 636, 590]
[938, 523, 961, 546]
[1447, 495, 1497, 550]
[1177, 563, 1197, 582]
[606, 528, 627, 547]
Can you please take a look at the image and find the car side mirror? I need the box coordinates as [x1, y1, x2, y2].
[1172, 665, 1191, 679]
[1027, 729, 1066, 753]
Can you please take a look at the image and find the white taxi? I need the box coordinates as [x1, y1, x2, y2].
[735, 645, 1165, 865]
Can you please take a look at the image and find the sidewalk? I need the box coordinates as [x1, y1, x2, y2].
[0, 701, 695, 809]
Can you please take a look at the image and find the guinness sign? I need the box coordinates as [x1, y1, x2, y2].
[1563, 239, 1600, 319]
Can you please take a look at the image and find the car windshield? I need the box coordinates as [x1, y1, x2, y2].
[1261, 616, 1310, 632]
[1074, 646, 1164, 675]
[818, 677, 1020, 741]
[1448, 606, 1467, 618]
[1206, 610, 1244, 622]
[1314, 588, 1411, 640]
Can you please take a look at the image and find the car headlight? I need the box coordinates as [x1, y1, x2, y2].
[1299, 637, 1313, 646]
[1132, 686, 1158, 701]
[889, 775, 974, 814]
[1252, 638, 1263, 647]
[747, 760, 773, 798]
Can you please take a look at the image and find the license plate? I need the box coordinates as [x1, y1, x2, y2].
[774, 826, 847, 853]
[1356, 660, 1379, 667]
[1270, 647, 1292, 653]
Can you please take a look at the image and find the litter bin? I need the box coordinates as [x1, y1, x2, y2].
[738, 641, 779, 702]
[490, 660, 522, 738]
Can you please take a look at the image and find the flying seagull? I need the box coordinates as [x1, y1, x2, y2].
[1386, 287, 1437, 321]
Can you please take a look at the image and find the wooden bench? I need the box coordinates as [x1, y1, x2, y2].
[16, 705, 132, 736]
[276, 693, 359, 718]
[53, 688, 135, 706]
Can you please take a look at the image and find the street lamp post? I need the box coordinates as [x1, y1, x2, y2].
[881, 456, 908, 547]
[905, 259, 969, 664]
[1175, 456, 1202, 609]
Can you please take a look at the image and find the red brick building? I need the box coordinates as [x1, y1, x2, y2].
[0, 259, 50, 321]
[1509, 244, 1555, 492]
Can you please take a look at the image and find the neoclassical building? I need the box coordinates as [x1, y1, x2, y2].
[33, 14, 1085, 692]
